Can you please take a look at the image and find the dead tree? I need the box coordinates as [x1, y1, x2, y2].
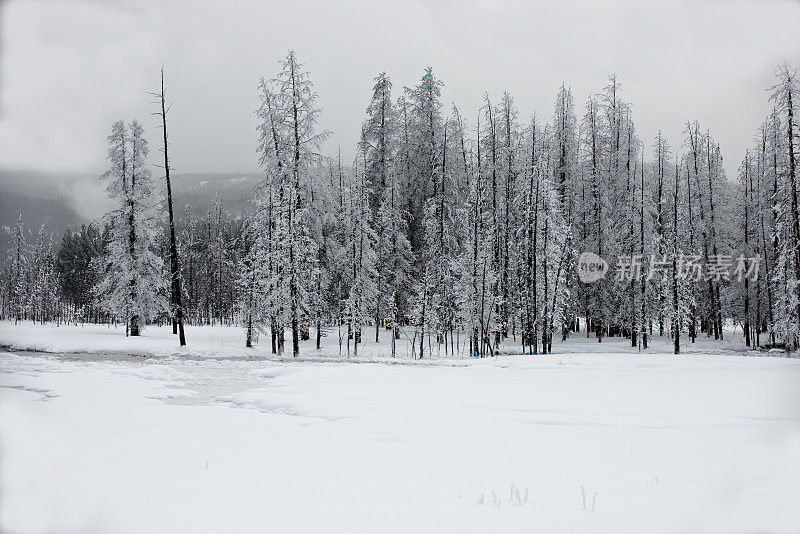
[150, 67, 186, 346]
[672, 160, 680, 354]
[640, 153, 648, 349]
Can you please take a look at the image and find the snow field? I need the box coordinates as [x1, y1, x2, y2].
[1, 329, 799, 533]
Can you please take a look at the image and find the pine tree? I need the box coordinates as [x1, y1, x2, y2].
[250, 51, 328, 356]
[360, 72, 399, 343]
[552, 84, 579, 341]
[404, 68, 444, 358]
[28, 224, 57, 323]
[653, 131, 670, 338]
[377, 158, 412, 357]
[344, 155, 378, 356]
[459, 110, 494, 357]
[55, 224, 102, 323]
[423, 111, 461, 355]
[9, 214, 27, 323]
[96, 120, 168, 335]
[581, 94, 606, 341]
[770, 63, 800, 350]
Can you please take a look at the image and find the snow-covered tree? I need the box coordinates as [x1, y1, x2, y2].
[360, 72, 399, 343]
[7, 214, 28, 322]
[377, 159, 412, 357]
[28, 224, 57, 323]
[96, 120, 168, 335]
[247, 51, 328, 356]
[343, 155, 378, 356]
[769, 63, 800, 350]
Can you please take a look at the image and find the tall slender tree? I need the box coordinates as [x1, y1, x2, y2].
[150, 67, 186, 346]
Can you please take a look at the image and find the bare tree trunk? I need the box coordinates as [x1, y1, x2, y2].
[672, 161, 680, 354]
[542, 217, 550, 353]
[628, 123, 637, 347]
[640, 154, 648, 349]
[743, 152, 751, 347]
[128, 133, 140, 337]
[390, 305, 397, 358]
[154, 67, 186, 346]
[786, 80, 800, 342]
[245, 266, 255, 348]
[419, 278, 427, 359]
[590, 102, 603, 343]
[530, 123, 539, 354]
[656, 133, 666, 337]
[289, 59, 302, 357]
[683, 134, 697, 343]
[271, 317, 277, 354]
[707, 136, 723, 340]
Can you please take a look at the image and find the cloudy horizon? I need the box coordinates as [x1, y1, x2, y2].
[2, 0, 799, 183]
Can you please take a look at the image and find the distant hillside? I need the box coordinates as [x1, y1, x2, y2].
[171, 172, 261, 222]
[0, 170, 86, 259]
[0, 190, 83, 258]
[0, 170, 261, 260]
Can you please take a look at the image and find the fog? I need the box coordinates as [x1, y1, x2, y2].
[2, 0, 799, 185]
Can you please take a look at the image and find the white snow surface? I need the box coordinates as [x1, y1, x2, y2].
[0, 320, 777, 360]
[1, 321, 800, 533]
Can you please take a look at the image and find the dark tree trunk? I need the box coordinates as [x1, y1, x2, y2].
[672, 162, 680, 354]
[707, 137, 723, 340]
[683, 139, 697, 343]
[156, 67, 185, 346]
[640, 154, 648, 350]
[786, 81, 800, 343]
[743, 153, 751, 348]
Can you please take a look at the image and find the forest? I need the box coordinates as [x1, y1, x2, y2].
[2, 53, 799, 358]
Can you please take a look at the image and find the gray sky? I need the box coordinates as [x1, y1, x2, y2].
[2, 0, 799, 182]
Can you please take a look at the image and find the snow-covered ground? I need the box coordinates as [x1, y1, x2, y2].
[1, 322, 799, 533]
[0, 320, 773, 360]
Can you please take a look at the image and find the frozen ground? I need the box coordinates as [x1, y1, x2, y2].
[1, 322, 800, 533]
[0, 320, 777, 360]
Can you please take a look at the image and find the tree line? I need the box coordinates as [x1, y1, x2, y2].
[2, 53, 798, 357]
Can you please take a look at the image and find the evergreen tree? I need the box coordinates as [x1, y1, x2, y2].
[769, 63, 800, 349]
[96, 120, 168, 336]
[360, 72, 399, 342]
[249, 51, 328, 356]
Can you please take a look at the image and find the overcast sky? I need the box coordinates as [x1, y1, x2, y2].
[2, 0, 799, 183]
